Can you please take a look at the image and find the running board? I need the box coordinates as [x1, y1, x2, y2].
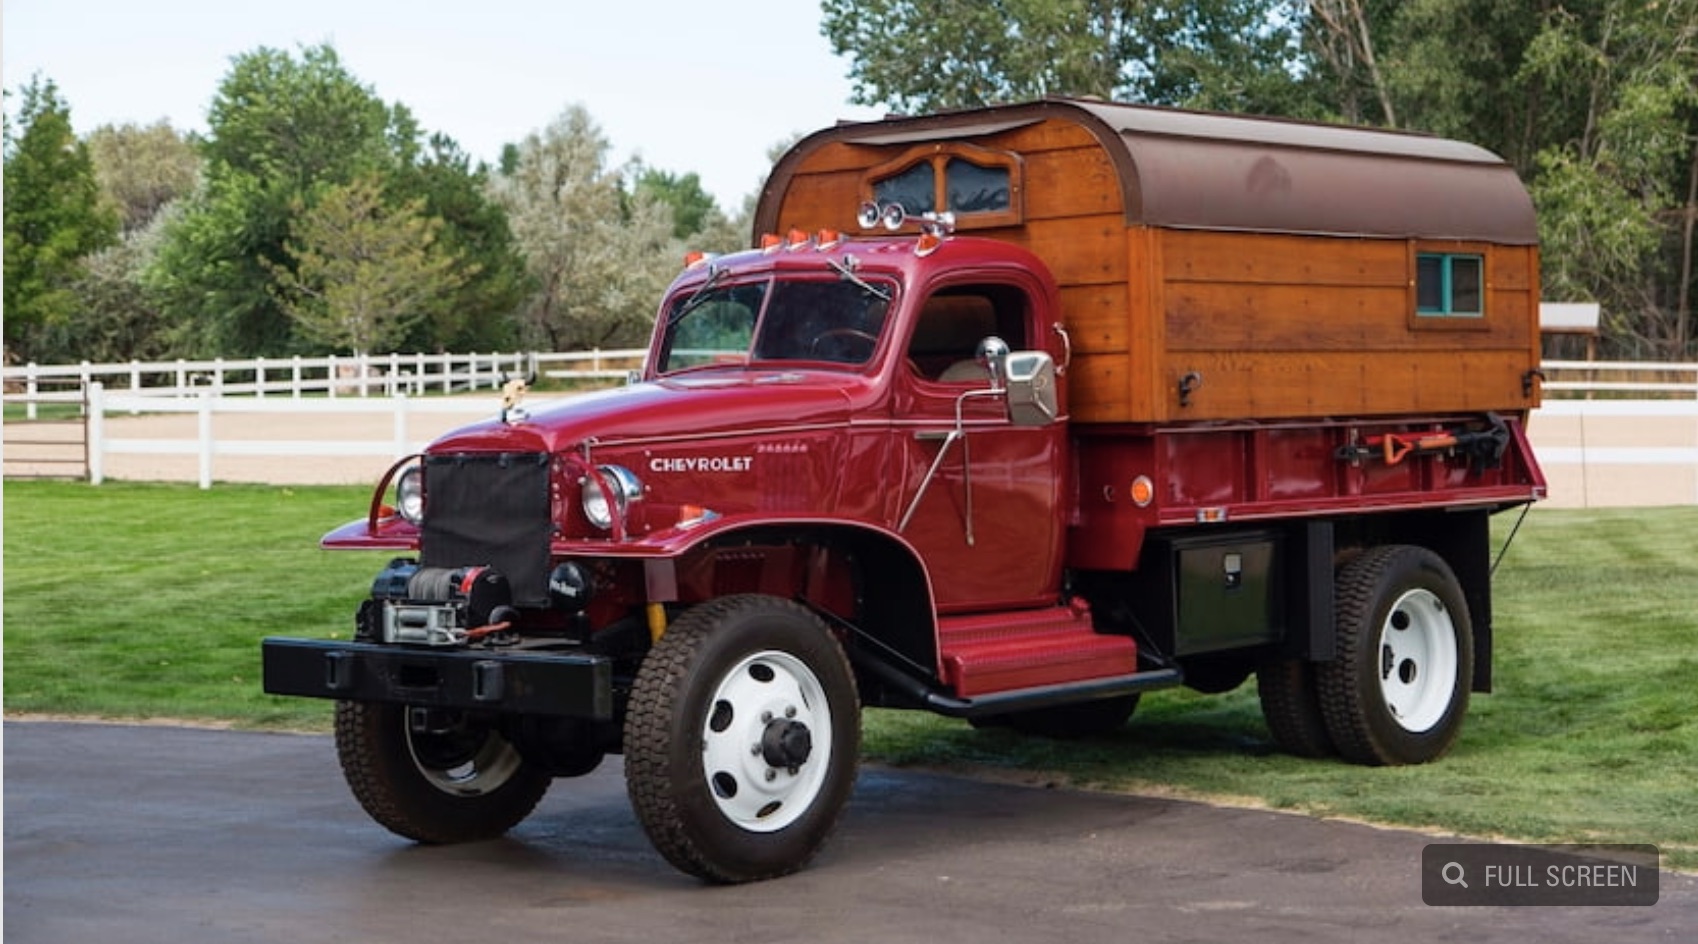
[851, 647, 1183, 720]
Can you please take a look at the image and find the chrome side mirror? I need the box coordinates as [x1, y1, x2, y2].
[975, 336, 1010, 391]
[1003, 351, 1059, 426]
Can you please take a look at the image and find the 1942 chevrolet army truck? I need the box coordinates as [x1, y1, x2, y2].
[263, 98, 1547, 883]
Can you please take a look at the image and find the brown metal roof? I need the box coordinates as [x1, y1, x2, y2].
[766, 98, 1538, 244]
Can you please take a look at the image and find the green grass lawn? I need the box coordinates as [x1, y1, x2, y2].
[5, 481, 1694, 867]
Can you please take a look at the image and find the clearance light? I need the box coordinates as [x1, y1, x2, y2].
[915, 231, 943, 256]
[786, 228, 811, 250]
[683, 250, 715, 270]
[1130, 475, 1155, 507]
[815, 228, 842, 249]
[760, 233, 783, 252]
[676, 504, 721, 529]
[1196, 507, 1230, 523]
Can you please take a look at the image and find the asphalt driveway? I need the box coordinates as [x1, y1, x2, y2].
[5, 721, 1692, 943]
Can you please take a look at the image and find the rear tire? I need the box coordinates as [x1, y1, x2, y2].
[1315, 546, 1473, 766]
[334, 701, 551, 843]
[1256, 659, 1336, 758]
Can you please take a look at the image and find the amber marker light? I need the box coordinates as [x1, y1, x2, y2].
[760, 233, 783, 252]
[1130, 475, 1155, 507]
[915, 232, 942, 256]
[815, 228, 842, 249]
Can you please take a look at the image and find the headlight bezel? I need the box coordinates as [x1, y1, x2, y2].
[395, 464, 426, 524]
[580, 464, 643, 531]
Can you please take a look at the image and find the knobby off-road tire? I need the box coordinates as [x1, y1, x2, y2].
[624, 594, 861, 884]
[1315, 545, 1474, 766]
[1256, 658, 1336, 758]
[334, 700, 551, 843]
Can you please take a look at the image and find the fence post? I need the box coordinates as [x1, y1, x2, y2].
[80, 361, 92, 415]
[87, 381, 105, 485]
[255, 356, 266, 399]
[197, 388, 214, 490]
[359, 353, 370, 398]
[292, 356, 303, 400]
[26, 362, 38, 420]
[328, 355, 338, 399]
[176, 358, 187, 395]
[393, 392, 410, 458]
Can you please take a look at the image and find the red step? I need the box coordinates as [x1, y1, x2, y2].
[937, 602, 1137, 697]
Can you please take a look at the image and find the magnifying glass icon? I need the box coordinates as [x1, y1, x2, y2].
[1442, 862, 1468, 888]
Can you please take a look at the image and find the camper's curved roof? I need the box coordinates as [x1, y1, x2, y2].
[767, 98, 1538, 244]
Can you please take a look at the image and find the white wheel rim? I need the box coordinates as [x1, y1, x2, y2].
[405, 716, 524, 797]
[1376, 588, 1459, 733]
[700, 650, 833, 833]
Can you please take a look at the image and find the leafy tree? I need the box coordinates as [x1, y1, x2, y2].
[488, 106, 680, 350]
[85, 121, 202, 233]
[389, 134, 528, 352]
[268, 175, 469, 354]
[3, 76, 119, 360]
[151, 44, 407, 356]
[1517, 0, 1698, 358]
[50, 206, 180, 363]
[820, 0, 1312, 114]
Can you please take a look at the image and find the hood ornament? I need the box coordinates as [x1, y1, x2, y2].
[499, 372, 533, 424]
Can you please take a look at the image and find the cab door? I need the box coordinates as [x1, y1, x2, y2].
[890, 277, 1067, 611]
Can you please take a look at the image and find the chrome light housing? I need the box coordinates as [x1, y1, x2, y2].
[396, 464, 425, 524]
[581, 464, 643, 530]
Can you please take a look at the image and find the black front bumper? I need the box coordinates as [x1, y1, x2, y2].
[262, 637, 614, 719]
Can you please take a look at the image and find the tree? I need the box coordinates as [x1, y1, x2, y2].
[268, 175, 469, 354]
[50, 206, 180, 364]
[85, 121, 202, 233]
[1518, 0, 1698, 358]
[820, 0, 1313, 115]
[151, 44, 407, 356]
[489, 106, 680, 350]
[388, 134, 528, 352]
[3, 76, 119, 360]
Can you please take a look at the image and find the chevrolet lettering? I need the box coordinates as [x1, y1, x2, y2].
[649, 455, 753, 474]
[262, 99, 1546, 886]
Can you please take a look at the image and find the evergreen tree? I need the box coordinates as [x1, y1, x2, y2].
[3, 76, 119, 361]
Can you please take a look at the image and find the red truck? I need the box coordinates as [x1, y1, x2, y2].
[263, 99, 1547, 883]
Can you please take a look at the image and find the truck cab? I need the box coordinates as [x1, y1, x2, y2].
[263, 98, 1546, 885]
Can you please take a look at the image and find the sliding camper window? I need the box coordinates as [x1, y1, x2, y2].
[1415, 252, 1484, 319]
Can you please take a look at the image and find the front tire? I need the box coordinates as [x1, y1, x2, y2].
[1316, 546, 1473, 766]
[334, 701, 551, 843]
[624, 595, 861, 883]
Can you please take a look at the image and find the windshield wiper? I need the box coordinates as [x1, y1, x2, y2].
[666, 263, 729, 329]
[828, 256, 890, 302]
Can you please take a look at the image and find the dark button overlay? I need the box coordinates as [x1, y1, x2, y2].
[1423, 843, 1660, 906]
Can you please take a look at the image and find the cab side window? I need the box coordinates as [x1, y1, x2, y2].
[906, 285, 1030, 383]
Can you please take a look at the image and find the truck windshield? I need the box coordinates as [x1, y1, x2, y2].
[658, 277, 891, 375]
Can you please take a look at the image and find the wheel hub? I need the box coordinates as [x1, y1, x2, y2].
[761, 718, 813, 769]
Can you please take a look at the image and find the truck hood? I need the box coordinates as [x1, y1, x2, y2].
[426, 371, 862, 454]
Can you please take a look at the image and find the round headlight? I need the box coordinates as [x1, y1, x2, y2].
[580, 464, 643, 531]
[396, 465, 425, 524]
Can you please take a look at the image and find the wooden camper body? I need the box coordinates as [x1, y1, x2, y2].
[755, 99, 1542, 425]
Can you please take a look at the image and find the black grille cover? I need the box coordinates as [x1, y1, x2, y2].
[420, 453, 552, 607]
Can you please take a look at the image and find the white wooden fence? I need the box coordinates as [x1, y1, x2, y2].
[5, 355, 1696, 505]
[2, 349, 646, 418]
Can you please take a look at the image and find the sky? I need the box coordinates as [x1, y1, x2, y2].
[3, 1, 886, 210]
